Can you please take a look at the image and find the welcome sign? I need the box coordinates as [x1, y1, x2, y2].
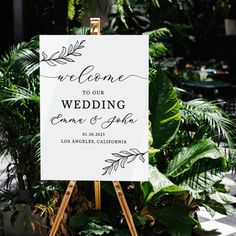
[40, 35, 148, 181]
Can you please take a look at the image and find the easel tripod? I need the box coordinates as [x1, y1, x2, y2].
[49, 18, 138, 236]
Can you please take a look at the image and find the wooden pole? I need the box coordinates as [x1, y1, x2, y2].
[90, 17, 102, 211]
[49, 180, 76, 236]
[113, 181, 138, 236]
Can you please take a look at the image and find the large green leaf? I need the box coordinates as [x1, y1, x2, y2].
[179, 158, 226, 193]
[149, 69, 180, 150]
[79, 222, 113, 236]
[203, 202, 236, 216]
[181, 170, 225, 196]
[148, 165, 173, 192]
[150, 203, 198, 236]
[209, 192, 236, 205]
[141, 165, 185, 204]
[70, 213, 89, 229]
[166, 139, 223, 178]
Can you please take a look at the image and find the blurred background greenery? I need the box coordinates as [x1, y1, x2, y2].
[0, 1, 236, 235]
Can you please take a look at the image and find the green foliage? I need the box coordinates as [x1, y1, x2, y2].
[0, 37, 40, 191]
[79, 222, 113, 235]
[153, 203, 198, 236]
[166, 139, 223, 178]
[141, 166, 198, 236]
[1, 36, 39, 76]
[106, 0, 150, 34]
[141, 165, 185, 205]
[68, 0, 84, 23]
[113, 0, 172, 27]
[149, 69, 181, 150]
[69, 212, 115, 235]
[181, 99, 235, 152]
[146, 23, 235, 235]
[0, 26, 235, 236]
[145, 28, 172, 66]
[70, 26, 90, 35]
[114, 0, 130, 28]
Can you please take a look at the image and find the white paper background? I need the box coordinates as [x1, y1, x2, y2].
[40, 35, 148, 181]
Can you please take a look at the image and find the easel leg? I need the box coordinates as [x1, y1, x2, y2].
[94, 181, 101, 210]
[49, 18, 136, 236]
[49, 180, 76, 236]
[113, 181, 138, 236]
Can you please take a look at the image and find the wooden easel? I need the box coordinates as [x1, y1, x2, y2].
[49, 18, 138, 236]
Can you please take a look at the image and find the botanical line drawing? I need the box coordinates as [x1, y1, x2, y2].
[41, 40, 85, 66]
[102, 148, 147, 175]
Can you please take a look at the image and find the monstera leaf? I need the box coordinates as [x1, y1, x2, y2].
[149, 69, 180, 150]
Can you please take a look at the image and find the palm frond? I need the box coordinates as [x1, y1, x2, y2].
[32, 133, 40, 162]
[114, 0, 128, 28]
[12, 48, 39, 76]
[68, 0, 76, 20]
[144, 28, 172, 44]
[0, 36, 39, 77]
[2, 86, 39, 104]
[180, 98, 235, 151]
[149, 42, 168, 65]
[70, 26, 90, 35]
[145, 28, 171, 67]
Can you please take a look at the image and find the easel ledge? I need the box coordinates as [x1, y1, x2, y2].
[49, 18, 138, 236]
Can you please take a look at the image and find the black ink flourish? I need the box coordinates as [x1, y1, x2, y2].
[41, 40, 85, 66]
[102, 148, 147, 175]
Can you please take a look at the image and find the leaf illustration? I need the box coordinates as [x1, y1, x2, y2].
[139, 154, 145, 163]
[108, 166, 113, 175]
[127, 154, 137, 163]
[55, 59, 66, 65]
[102, 148, 147, 175]
[75, 40, 80, 49]
[68, 44, 73, 54]
[49, 51, 59, 59]
[41, 40, 86, 66]
[120, 157, 128, 168]
[114, 162, 119, 171]
[112, 153, 124, 158]
[63, 58, 74, 62]
[42, 52, 48, 59]
[59, 47, 66, 57]
[120, 150, 132, 155]
[105, 159, 115, 163]
[130, 148, 141, 154]
[72, 52, 82, 56]
[79, 40, 86, 48]
[45, 61, 56, 66]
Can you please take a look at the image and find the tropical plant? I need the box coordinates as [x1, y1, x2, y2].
[0, 37, 40, 191]
[0, 26, 235, 236]
[145, 27, 236, 235]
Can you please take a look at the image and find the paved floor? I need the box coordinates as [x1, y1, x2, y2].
[198, 208, 236, 236]
[197, 174, 236, 236]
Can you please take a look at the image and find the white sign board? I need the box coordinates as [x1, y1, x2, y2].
[40, 35, 148, 181]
